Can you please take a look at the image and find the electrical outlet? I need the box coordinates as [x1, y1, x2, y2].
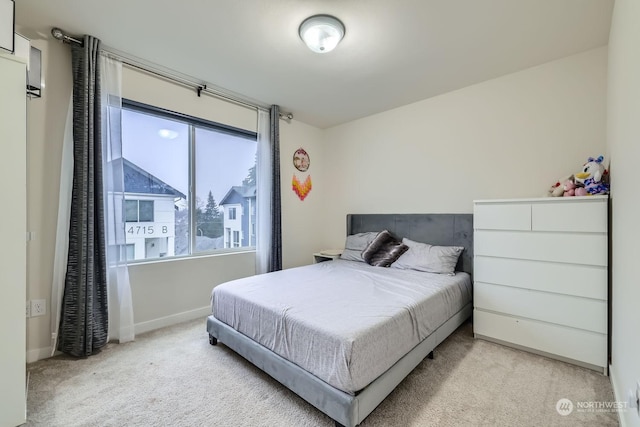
[31, 299, 46, 317]
[25, 301, 30, 318]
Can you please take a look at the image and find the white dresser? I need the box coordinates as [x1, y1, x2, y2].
[473, 196, 608, 374]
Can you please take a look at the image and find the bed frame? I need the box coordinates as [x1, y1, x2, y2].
[207, 213, 473, 427]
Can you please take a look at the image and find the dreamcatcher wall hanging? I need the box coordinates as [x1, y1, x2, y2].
[292, 148, 312, 201]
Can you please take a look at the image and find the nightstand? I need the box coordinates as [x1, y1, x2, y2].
[313, 251, 342, 263]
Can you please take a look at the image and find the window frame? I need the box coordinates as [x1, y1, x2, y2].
[120, 99, 258, 262]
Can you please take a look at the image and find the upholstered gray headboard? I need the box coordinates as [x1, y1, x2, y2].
[346, 213, 474, 277]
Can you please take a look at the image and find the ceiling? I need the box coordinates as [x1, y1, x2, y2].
[15, 0, 614, 129]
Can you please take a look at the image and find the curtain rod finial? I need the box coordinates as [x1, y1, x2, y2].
[51, 28, 65, 41]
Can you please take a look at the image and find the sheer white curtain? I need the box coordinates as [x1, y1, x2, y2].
[101, 54, 134, 343]
[256, 109, 272, 274]
[50, 98, 74, 356]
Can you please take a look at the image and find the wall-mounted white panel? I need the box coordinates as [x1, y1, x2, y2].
[14, 33, 29, 67]
[0, 0, 14, 53]
[474, 256, 607, 300]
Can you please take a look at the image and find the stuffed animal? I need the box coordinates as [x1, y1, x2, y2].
[583, 177, 610, 195]
[575, 187, 589, 196]
[547, 156, 610, 197]
[549, 181, 565, 197]
[574, 155, 609, 195]
[563, 179, 577, 197]
[548, 175, 573, 197]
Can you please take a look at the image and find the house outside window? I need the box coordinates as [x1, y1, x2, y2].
[108, 100, 258, 262]
[228, 207, 236, 220]
[221, 189, 255, 248]
[114, 158, 185, 262]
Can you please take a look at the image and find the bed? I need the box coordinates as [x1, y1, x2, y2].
[206, 213, 473, 426]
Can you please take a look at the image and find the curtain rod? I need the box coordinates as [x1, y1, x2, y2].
[50, 27, 294, 120]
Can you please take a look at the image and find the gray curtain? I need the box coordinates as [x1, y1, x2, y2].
[269, 105, 282, 271]
[57, 35, 109, 357]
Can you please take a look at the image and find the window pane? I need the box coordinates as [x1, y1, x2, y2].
[194, 127, 257, 252]
[122, 108, 189, 261]
[139, 200, 154, 222]
[125, 244, 135, 261]
[125, 200, 138, 222]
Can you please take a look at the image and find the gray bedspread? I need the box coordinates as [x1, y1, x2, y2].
[211, 259, 471, 394]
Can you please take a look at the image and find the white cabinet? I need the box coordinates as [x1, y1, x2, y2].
[0, 52, 27, 426]
[473, 196, 608, 374]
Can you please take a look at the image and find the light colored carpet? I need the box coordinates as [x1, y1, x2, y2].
[25, 319, 618, 427]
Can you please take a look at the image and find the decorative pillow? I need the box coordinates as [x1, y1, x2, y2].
[340, 232, 379, 262]
[362, 230, 409, 267]
[391, 238, 464, 275]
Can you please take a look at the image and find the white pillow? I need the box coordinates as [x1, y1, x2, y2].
[391, 238, 463, 275]
[340, 232, 378, 262]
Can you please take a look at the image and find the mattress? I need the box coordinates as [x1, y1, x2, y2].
[211, 259, 472, 394]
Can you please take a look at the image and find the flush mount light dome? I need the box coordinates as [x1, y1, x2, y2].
[299, 15, 345, 53]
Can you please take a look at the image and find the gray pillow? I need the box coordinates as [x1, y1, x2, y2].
[362, 230, 409, 267]
[391, 238, 463, 275]
[340, 232, 378, 262]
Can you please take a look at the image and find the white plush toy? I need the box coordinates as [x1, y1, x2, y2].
[574, 156, 605, 185]
[574, 155, 610, 195]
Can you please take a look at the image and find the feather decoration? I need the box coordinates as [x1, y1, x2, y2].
[292, 175, 312, 200]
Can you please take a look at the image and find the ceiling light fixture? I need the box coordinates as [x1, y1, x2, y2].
[299, 15, 345, 53]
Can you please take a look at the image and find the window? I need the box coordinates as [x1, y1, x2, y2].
[109, 244, 135, 262]
[125, 200, 154, 222]
[118, 100, 258, 262]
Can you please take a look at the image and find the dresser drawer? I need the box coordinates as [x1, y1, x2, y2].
[474, 310, 606, 368]
[474, 256, 607, 300]
[531, 199, 607, 233]
[474, 230, 607, 266]
[474, 203, 531, 231]
[474, 282, 606, 333]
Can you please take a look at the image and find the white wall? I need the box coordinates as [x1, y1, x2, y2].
[607, 1, 640, 425]
[320, 48, 608, 250]
[280, 119, 325, 268]
[128, 251, 256, 332]
[21, 40, 324, 359]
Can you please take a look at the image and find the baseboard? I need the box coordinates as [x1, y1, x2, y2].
[26, 307, 210, 363]
[26, 346, 53, 363]
[134, 306, 211, 335]
[609, 363, 627, 427]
